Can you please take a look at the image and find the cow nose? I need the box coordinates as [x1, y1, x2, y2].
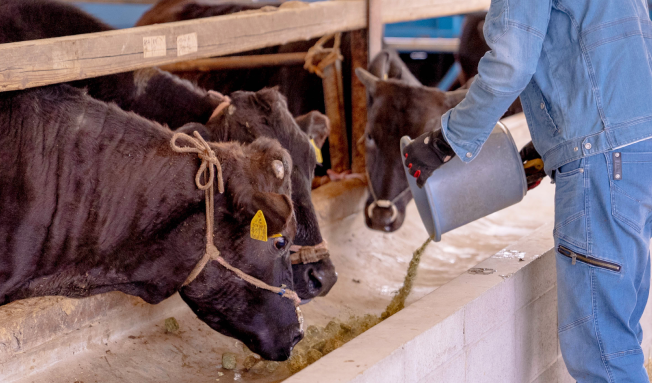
[369, 205, 398, 226]
[306, 267, 323, 294]
[304, 265, 337, 297]
[290, 325, 303, 351]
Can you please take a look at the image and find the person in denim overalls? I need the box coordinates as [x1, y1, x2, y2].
[404, 0, 652, 381]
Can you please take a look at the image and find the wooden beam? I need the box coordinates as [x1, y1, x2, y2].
[0, 0, 491, 92]
[159, 52, 307, 71]
[0, 1, 366, 92]
[381, 0, 489, 24]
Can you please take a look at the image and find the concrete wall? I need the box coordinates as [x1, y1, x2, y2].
[286, 223, 652, 383]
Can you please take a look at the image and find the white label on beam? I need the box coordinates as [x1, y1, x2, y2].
[177, 33, 198, 57]
[143, 36, 167, 58]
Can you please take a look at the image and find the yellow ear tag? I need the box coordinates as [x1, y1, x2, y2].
[250, 210, 268, 242]
[269, 233, 283, 239]
[310, 139, 323, 164]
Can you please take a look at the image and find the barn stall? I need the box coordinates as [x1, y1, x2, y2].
[0, 1, 651, 382]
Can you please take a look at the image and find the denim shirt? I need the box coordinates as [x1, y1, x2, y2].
[441, 0, 652, 175]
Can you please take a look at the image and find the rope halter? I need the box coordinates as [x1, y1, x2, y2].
[207, 90, 233, 121]
[289, 240, 330, 265]
[365, 169, 411, 224]
[170, 132, 303, 330]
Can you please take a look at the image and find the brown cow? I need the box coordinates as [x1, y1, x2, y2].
[0, 84, 301, 360]
[356, 50, 467, 232]
[357, 49, 524, 232]
[0, 0, 337, 300]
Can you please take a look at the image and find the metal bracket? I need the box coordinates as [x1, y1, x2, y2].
[613, 152, 622, 180]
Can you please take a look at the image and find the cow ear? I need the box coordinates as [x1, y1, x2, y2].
[355, 68, 379, 94]
[295, 111, 331, 148]
[444, 89, 468, 109]
[177, 122, 212, 142]
[249, 192, 294, 236]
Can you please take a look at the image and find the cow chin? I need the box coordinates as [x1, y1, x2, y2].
[364, 196, 408, 233]
[179, 283, 303, 361]
[292, 258, 338, 300]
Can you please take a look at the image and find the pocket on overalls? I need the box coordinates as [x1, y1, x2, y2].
[610, 150, 652, 233]
[553, 159, 588, 250]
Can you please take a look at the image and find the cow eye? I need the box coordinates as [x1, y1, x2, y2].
[273, 237, 288, 250]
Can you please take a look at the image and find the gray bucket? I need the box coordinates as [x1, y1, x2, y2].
[400, 122, 527, 242]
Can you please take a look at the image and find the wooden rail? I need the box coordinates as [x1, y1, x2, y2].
[0, 0, 489, 92]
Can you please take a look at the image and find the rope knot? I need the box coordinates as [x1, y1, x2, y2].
[304, 33, 343, 78]
[170, 131, 225, 193]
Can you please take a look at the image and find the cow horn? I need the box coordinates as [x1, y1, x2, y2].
[271, 160, 285, 179]
[355, 68, 379, 93]
[379, 51, 390, 80]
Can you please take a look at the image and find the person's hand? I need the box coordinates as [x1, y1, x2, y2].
[403, 129, 456, 188]
[520, 141, 546, 190]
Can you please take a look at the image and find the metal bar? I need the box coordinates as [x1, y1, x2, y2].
[383, 37, 460, 53]
[159, 52, 307, 71]
[368, 0, 383, 59]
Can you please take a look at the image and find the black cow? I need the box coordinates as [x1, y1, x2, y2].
[457, 12, 490, 85]
[356, 50, 467, 232]
[0, 0, 337, 300]
[190, 89, 337, 300]
[0, 84, 301, 360]
[136, 0, 348, 117]
[457, 12, 523, 115]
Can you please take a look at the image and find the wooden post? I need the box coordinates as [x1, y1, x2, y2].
[368, 0, 383, 59]
[350, 29, 368, 175]
[320, 54, 350, 173]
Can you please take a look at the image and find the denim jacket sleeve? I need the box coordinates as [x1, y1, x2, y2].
[441, 0, 552, 162]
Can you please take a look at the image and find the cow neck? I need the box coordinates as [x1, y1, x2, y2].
[170, 132, 304, 314]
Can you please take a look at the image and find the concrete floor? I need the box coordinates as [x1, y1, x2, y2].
[10, 115, 557, 383]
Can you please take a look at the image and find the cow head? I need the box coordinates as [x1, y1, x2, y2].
[201, 88, 337, 301]
[356, 50, 467, 232]
[179, 137, 302, 361]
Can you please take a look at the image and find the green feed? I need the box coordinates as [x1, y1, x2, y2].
[281, 235, 434, 374]
[164, 317, 179, 334]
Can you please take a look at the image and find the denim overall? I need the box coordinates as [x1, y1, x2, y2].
[438, 0, 652, 380]
[554, 142, 652, 382]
